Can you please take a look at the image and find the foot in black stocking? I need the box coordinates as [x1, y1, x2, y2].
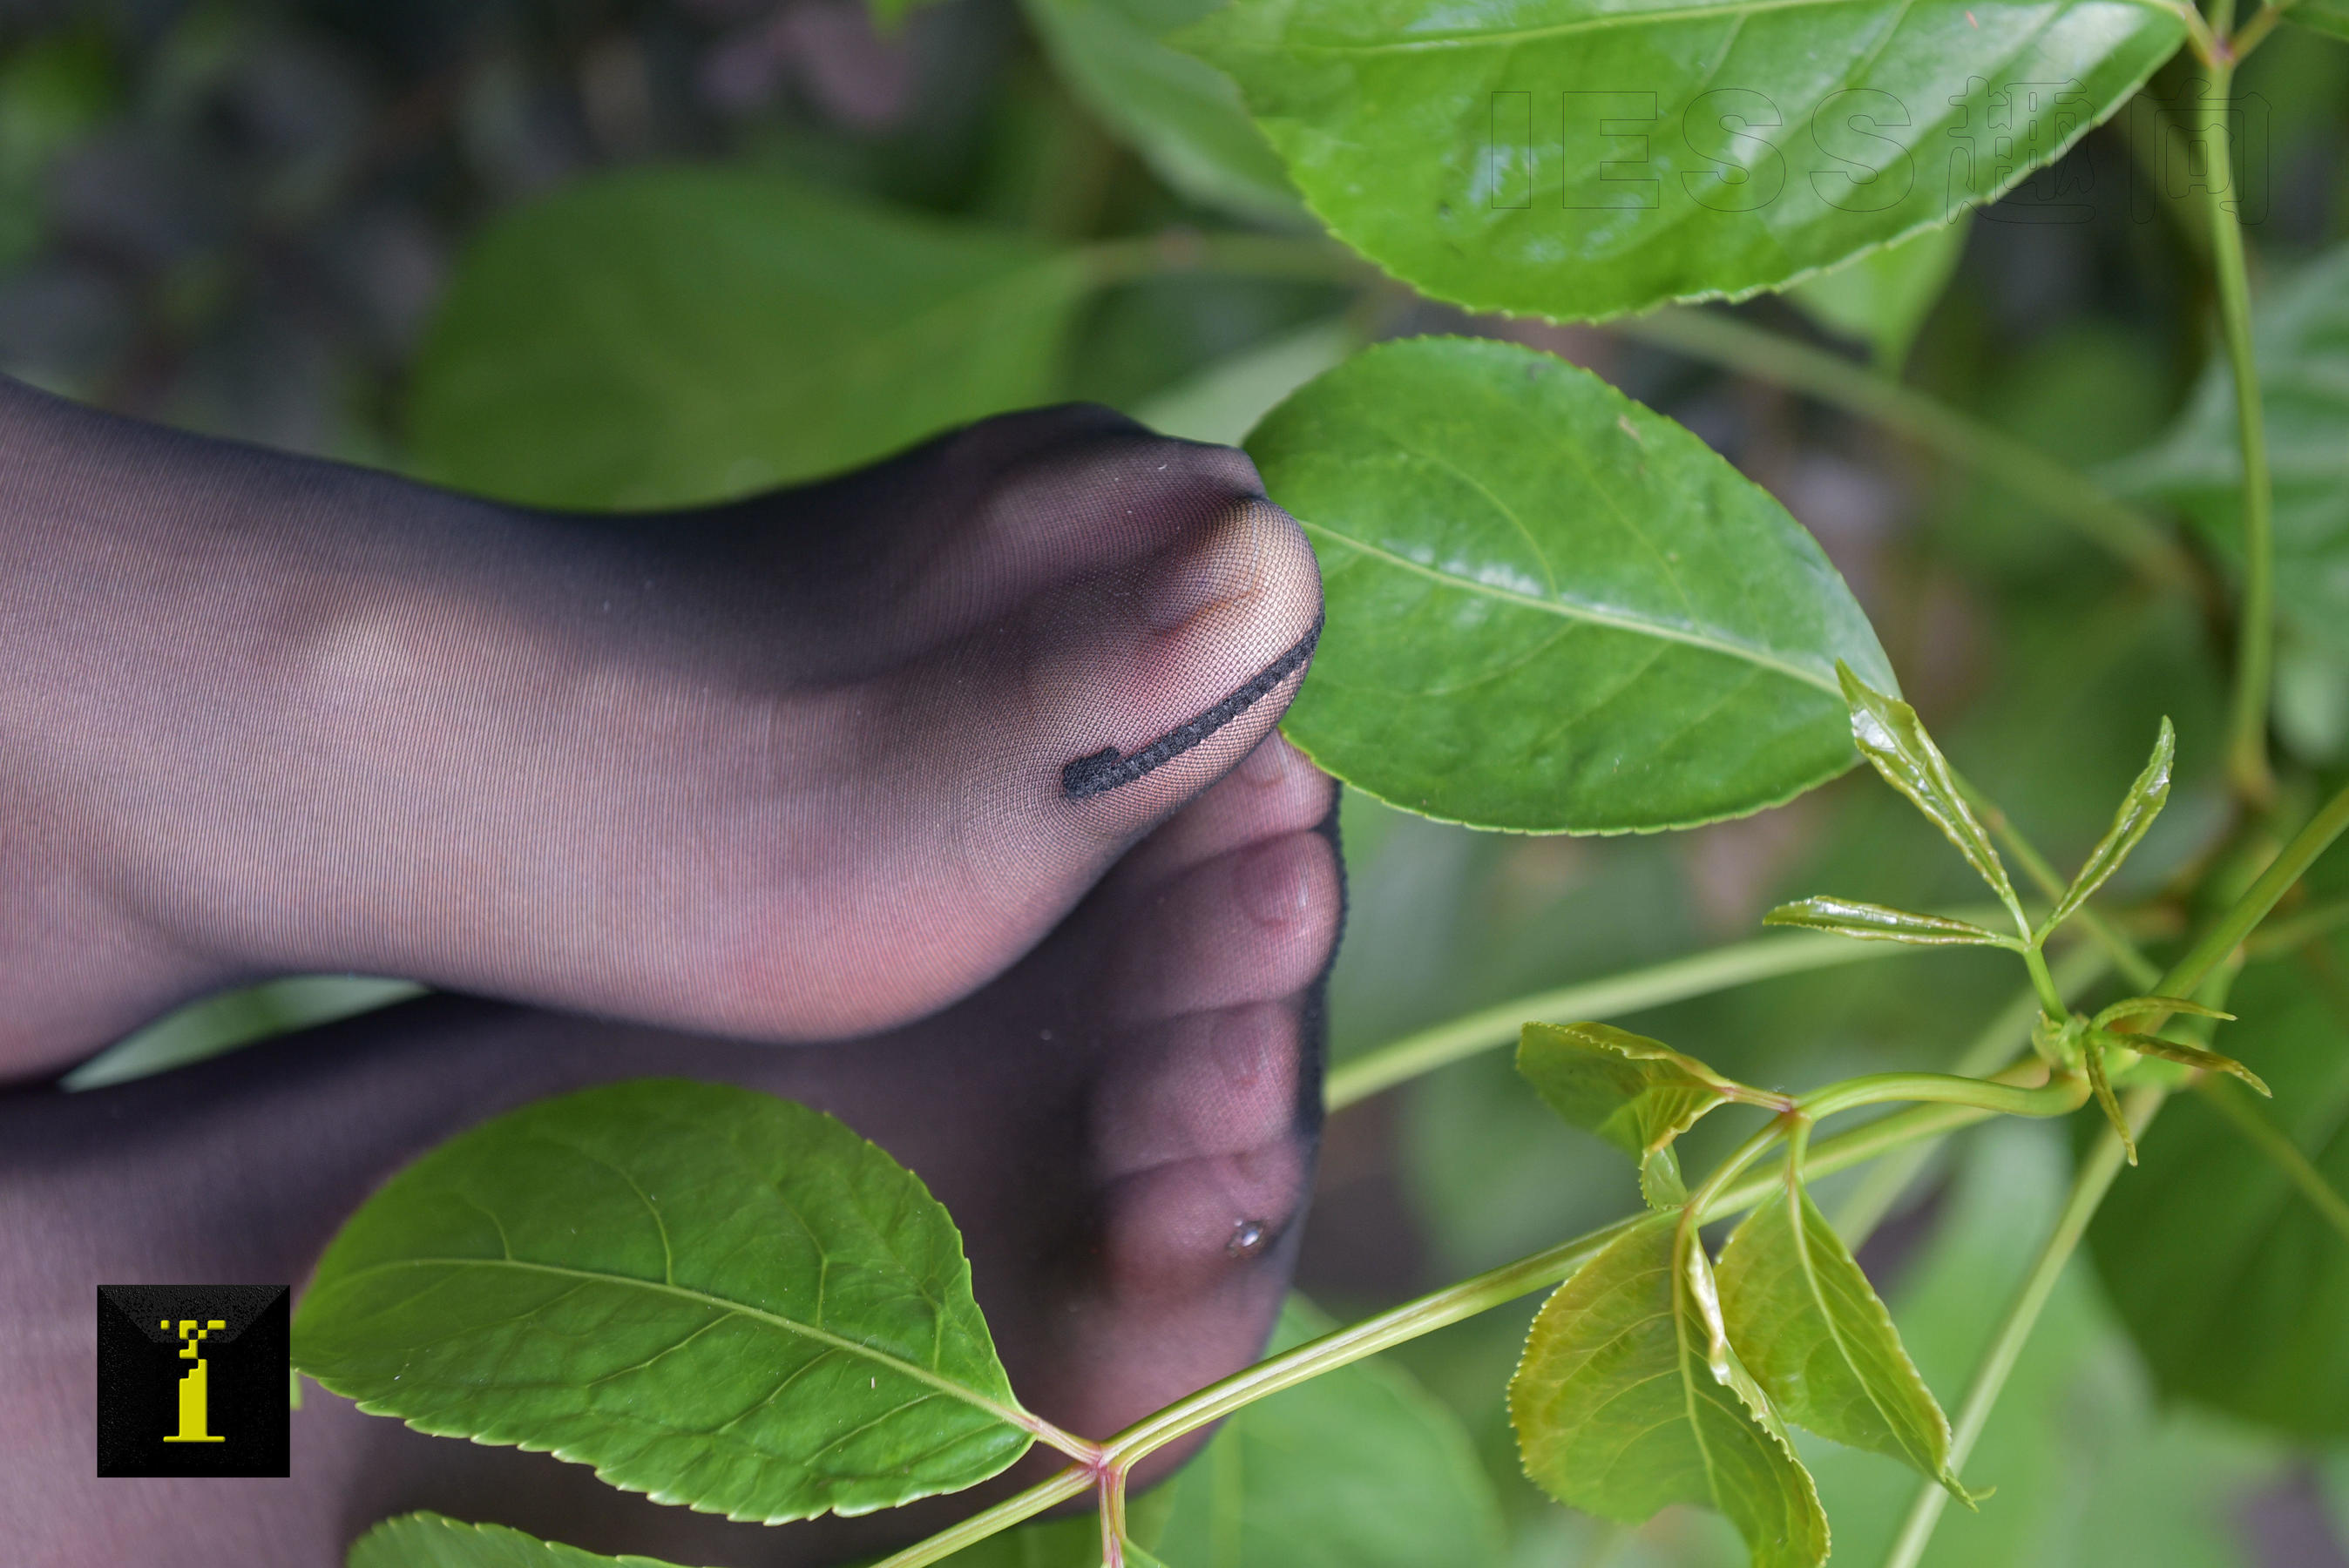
[1, 736, 1341, 1567]
[0, 382, 1321, 1078]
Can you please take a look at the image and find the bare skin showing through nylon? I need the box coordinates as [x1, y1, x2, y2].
[0, 382, 1337, 1566]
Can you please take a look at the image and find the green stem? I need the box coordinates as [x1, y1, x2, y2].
[1099, 1094, 2009, 1471]
[1831, 947, 2110, 1246]
[1620, 308, 2197, 591]
[1324, 932, 1906, 1110]
[1873, 795, 2349, 1566]
[865, 1467, 1097, 1568]
[1958, 772, 2163, 990]
[2231, 3, 2283, 57]
[2021, 944, 2071, 1021]
[1684, 1119, 1795, 1234]
[1880, 1087, 2163, 1568]
[2202, 54, 2278, 805]
[890, 805, 2349, 1566]
[2197, 1076, 2349, 1246]
[2242, 897, 2349, 958]
[1888, 947, 2251, 1566]
[1799, 1065, 2088, 1123]
[2163, 781, 2349, 997]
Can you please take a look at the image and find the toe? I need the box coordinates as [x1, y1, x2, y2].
[1091, 1004, 1305, 1181]
[1035, 492, 1324, 843]
[1095, 828, 1340, 1028]
[861, 407, 1275, 645]
[1102, 733, 1337, 901]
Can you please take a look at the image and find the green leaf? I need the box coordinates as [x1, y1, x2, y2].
[1150, 1296, 1508, 1568]
[1838, 663, 2022, 923]
[1518, 1020, 1764, 1166]
[1804, 1120, 2281, 1568]
[1785, 217, 1971, 370]
[2089, 994, 2234, 1032]
[293, 1079, 1034, 1524]
[348, 1513, 680, 1568]
[1510, 1219, 1829, 1568]
[1020, 0, 1304, 223]
[2090, 952, 2349, 1438]
[408, 167, 1092, 509]
[1641, 1143, 1691, 1210]
[1716, 1173, 1970, 1499]
[2109, 243, 2349, 666]
[2084, 1040, 2138, 1165]
[1250, 336, 1895, 832]
[911, 1290, 1507, 1567]
[2040, 718, 2174, 938]
[2284, 0, 2349, 40]
[1763, 896, 2015, 948]
[1175, 0, 2183, 324]
[2105, 1033, 2270, 1098]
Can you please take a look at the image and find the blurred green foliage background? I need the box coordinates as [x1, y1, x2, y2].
[8, 0, 2349, 1562]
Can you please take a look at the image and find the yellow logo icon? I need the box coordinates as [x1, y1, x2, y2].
[160, 1318, 228, 1443]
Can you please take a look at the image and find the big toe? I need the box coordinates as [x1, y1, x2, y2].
[785, 475, 1322, 1037]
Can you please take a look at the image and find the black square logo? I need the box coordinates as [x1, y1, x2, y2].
[96, 1285, 291, 1477]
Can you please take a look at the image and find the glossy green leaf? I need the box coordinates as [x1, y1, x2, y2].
[1763, 896, 2015, 948]
[2106, 1033, 2270, 1097]
[1785, 216, 1970, 369]
[1150, 1297, 1508, 1568]
[1250, 336, 1895, 832]
[2039, 718, 2174, 938]
[1838, 663, 2023, 923]
[293, 1079, 1033, 1524]
[1510, 1219, 1829, 1567]
[349, 1513, 677, 1568]
[2090, 952, 2349, 1438]
[1518, 1020, 1760, 1166]
[2109, 242, 2349, 664]
[1176, 0, 2183, 324]
[408, 167, 1091, 509]
[1717, 1173, 1969, 1499]
[1020, 0, 1303, 223]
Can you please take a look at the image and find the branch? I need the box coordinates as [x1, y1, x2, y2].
[1324, 931, 1909, 1110]
[1877, 792, 2349, 1565]
[1880, 1088, 2164, 1568]
[863, 1467, 1096, 1568]
[1619, 308, 2200, 593]
[2199, 55, 2278, 804]
[1099, 1092, 2022, 1470]
[2163, 781, 2349, 998]
[1834, 947, 2110, 1246]
[1958, 774, 2164, 991]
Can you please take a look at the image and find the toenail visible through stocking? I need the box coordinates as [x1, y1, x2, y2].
[1061, 615, 1323, 801]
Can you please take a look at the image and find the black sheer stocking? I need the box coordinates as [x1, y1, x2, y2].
[2, 738, 1338, 1565]
[0, 381, 1322, 1079]
[0, 378, 1337, 1565]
